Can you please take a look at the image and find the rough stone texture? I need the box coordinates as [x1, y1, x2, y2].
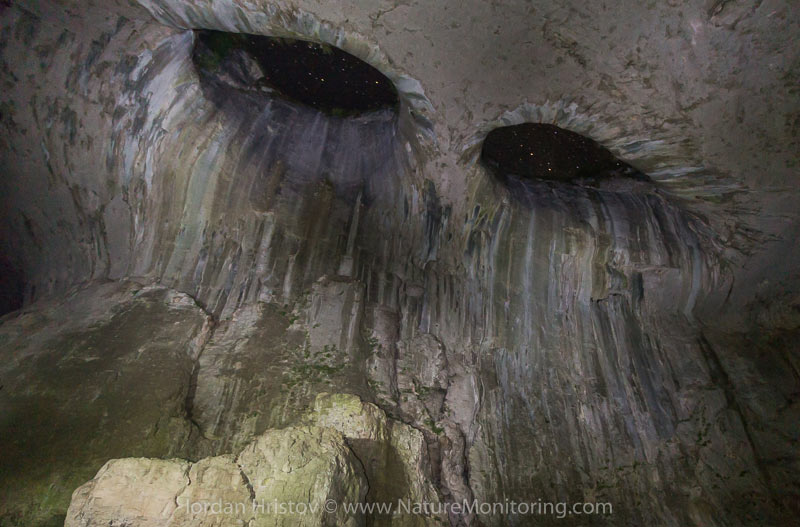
[308, 393, 444, 526]
[0, 281, 212, 526]
[0, 0, 798, 526]
[64, 425, 367, 527]
[190, 301, 306, 450]
[66, 458, 192, 527]
[236, 425, 367, 527]
[190, 276, 373, 453]
[63, 394, 448, 526]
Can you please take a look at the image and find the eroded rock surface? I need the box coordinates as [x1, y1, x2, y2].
[64, 393, 449, 527]
[65, 425, 367, 527]
[0, 0, 798, 526]
[307, 393, 444, 526]
[190, 276, 373, 453]
[0, 281, 212, 526]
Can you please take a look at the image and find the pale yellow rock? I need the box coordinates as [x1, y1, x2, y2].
[64, 425, 367, 527]
[238, 425, 367, 527]
[65, 458, 190, 527]
[172, 455, 253, 526]
[309, 393, 443, 526]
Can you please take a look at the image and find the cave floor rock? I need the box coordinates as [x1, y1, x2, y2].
[0, 280, 213, 526]
[0, 281, 445, 526]
[64, 393, 444, 527]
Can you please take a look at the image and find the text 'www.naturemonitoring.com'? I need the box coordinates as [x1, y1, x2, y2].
[178, 498, 613, 519]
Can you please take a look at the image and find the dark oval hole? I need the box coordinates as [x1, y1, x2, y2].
[480, 123, 647, 183]
[193, 30, 399, 116]
[0, 255, 24, 316]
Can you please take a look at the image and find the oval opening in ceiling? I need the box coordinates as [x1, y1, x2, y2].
[193, 30, 399, 116]
[480, 123, 648, 183]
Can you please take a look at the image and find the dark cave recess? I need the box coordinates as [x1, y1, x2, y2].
[193, 30, 399, 116]
[0, 255, 23, 317]
[481, 123, 649, 184]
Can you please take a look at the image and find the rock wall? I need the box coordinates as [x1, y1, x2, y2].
[0, 281, 213, 525]
[0, 1, 798, 526]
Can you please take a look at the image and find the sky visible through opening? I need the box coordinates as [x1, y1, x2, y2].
[195, 30, 398, 115]
[481, 123, 641, 183]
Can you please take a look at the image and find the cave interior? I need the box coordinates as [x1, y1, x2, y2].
[0, 1, 798, 526]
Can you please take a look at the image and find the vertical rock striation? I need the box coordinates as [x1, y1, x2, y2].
[0, 1, 797, 526]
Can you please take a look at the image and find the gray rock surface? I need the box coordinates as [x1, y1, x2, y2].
[64, 393, 450, 527]
[0, 281, 212, 526]
[307, 393, 444, 526]
[0, 0, 797, 526]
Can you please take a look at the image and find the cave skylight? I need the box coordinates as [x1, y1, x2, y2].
[480, 123, 647, 183]
[193, 30, 399, 116]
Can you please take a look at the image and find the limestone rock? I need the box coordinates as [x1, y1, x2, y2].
[65, 425, 367, 527]
[191, 302, 304, 451]
[172, 455, 252, 527]
[63, 394, 445, 527]
[0, 281, 211, 526]
[308, 393, 444, 526]
[395, 334, 449, 426]
[190, 277, 372, 453]
[65, 458, 191, 527]
[1, 1, 799, 525]
[238, 426, 367, 527]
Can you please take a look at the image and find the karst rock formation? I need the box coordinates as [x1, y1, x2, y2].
[0, 1, 798, 526]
